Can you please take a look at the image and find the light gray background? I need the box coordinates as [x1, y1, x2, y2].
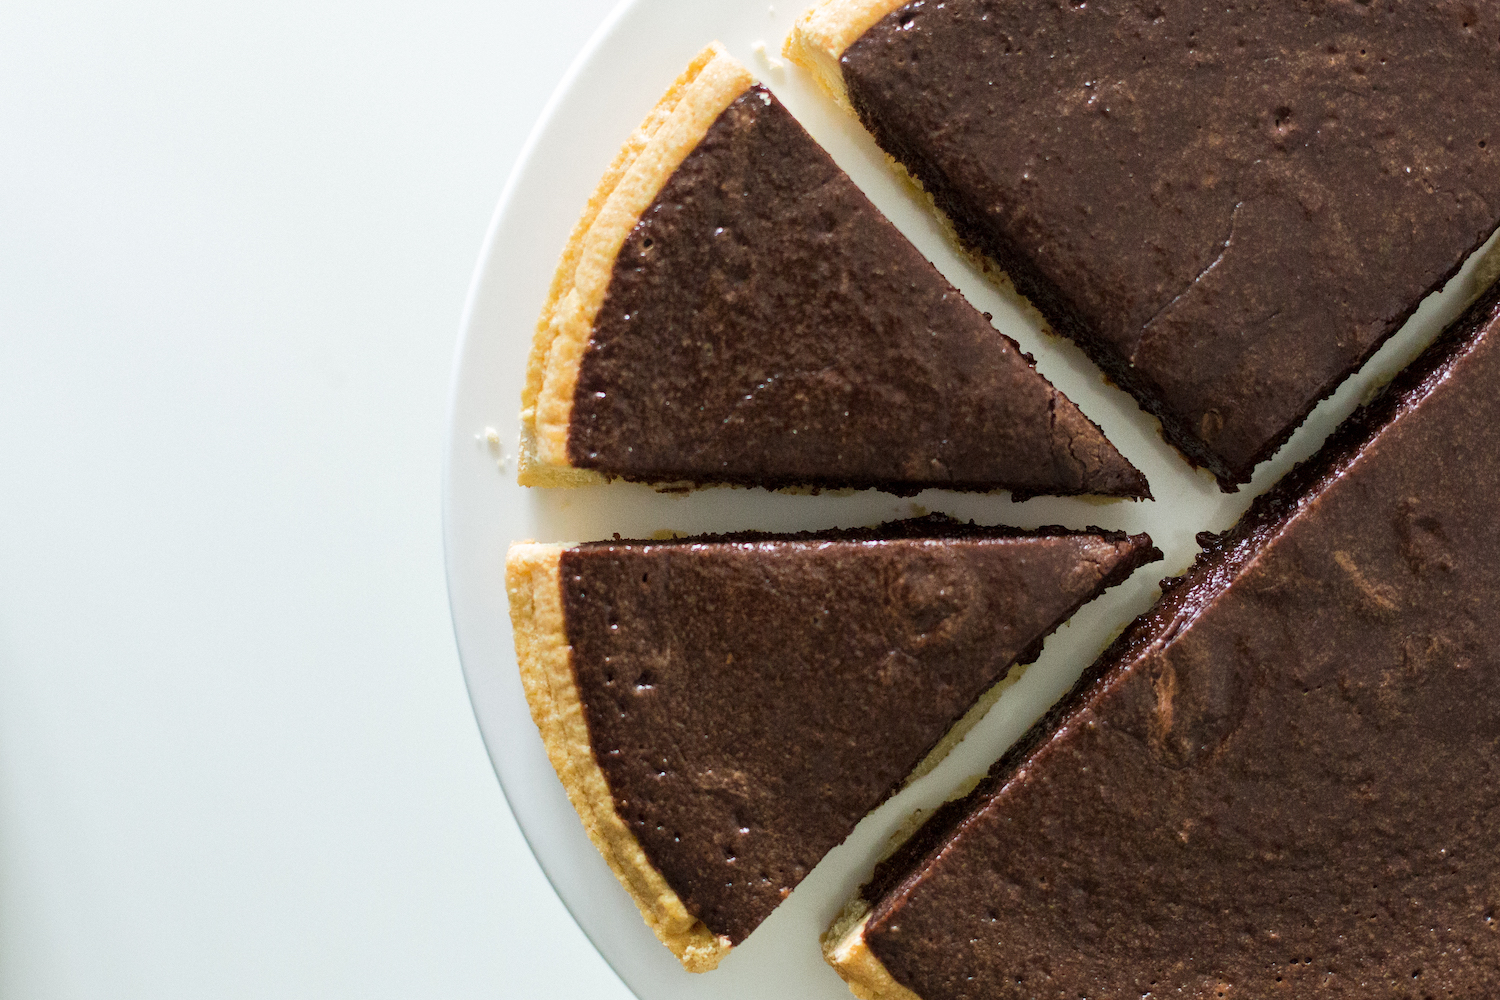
[1, 1, 633, 996]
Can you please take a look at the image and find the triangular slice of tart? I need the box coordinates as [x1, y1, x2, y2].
[506, 515, 1160, 971]
[824, 283, 1500, 999]
[518, 44, 1148, 499]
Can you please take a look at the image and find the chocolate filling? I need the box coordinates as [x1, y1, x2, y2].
[859, 284, 1500, 998]
[842, 0, 1500, 487]
[558, 515, 1160, 943]
[569, 85, 1148, 499]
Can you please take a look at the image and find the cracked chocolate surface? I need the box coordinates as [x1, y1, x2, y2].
[859, 286, 1500, 998]
[559, 516, 1160, 944]
[569, 85, 1148, 498]
[841, 0, 1500, 486]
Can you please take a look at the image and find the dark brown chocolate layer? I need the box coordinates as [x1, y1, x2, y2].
[569, 85, 1148, 499]
[842, 0, 1500, 487]
[558, 515, 1160, 944]
[860, 285, 1500, 998]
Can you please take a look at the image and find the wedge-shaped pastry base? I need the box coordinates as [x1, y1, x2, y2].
[507, 515, 1160, 970]
[787, 0, 1500, 488]
[828, 282, 1500, 998]
[520, 43, 1148, 499]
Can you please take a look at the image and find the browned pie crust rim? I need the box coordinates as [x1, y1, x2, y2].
[783, 0, 907, 109]
[823, 899, 923, 1000]
[518, 43, 754, 488]
[506, 542, 735, 971]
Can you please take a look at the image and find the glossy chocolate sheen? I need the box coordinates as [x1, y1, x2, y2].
[860, 284, 1500, 998]
[558, 516, 1160, 944]
[569, 85, 1148, 499]
[841, 0, 1500, 486]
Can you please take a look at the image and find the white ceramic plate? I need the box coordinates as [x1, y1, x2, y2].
[443, 2, 1499, 996]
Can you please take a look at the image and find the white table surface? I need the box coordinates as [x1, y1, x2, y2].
[0, 1, 634, 996]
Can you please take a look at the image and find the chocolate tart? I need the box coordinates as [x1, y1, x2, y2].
[824, 283, 1500, 999]
[786, 0, 1500, 488]
[518, 44, 1148, 499]
[505, 515, 1160, 971]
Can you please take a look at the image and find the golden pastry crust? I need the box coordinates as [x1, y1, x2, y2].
[517, 44, 755, 487]
[822, 764, 993, 999]
[506, 543, 733, 971]
[782, 0, 910, 108]
[823, 900, 924, 1000]
[820, 783, 993, 1000]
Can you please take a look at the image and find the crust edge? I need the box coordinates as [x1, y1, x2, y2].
[782, 0, 910, 108]
[518, 43, 755, 487]
[823, 899, 924, 1000]
[505, 542, 733, 972]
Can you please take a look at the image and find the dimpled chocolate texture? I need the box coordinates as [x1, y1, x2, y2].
[569, 85, 1148, 498]
[559, 518, 1159, 944]
[856, 285, 1500, 998]
[841, 0, 1500, 486]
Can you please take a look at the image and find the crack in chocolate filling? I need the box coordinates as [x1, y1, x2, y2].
[841, 0, 1500, 487]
